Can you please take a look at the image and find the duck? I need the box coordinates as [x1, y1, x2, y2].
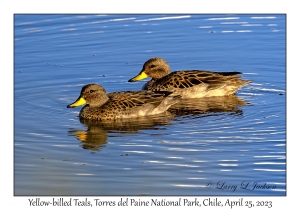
[128, 57, 251, 98]
[67, 84, 181, 121]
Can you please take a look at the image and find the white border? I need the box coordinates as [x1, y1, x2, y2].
[4, 0, 295, 209]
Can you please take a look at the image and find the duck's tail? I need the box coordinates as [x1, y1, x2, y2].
[155, 94, 181, 113]
[217, 71, 242, 76]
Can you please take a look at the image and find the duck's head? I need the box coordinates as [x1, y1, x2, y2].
[128, 57, 171, 82]
[67, 84, 109, 108]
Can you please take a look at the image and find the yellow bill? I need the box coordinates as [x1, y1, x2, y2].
[67, 97, 87, 108]
[128, 71, 148, 82]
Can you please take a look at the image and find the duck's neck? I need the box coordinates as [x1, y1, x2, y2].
[152, 66, 171, 79]
[89, 94, 109, 108]
[142, 80, 155, 90]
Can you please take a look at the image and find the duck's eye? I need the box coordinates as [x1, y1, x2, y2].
[89, 90, 95, 93]
[150, 65, 156, 68]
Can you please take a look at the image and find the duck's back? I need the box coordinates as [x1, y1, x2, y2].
[143, 70, 250, 98]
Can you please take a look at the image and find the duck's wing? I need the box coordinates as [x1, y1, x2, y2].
[150, 70, 244, 91]
[106, 91, 173, 110]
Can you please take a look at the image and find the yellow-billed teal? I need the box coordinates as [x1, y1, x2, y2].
[67, 84, 181, 121]
[128, 57, 251, 98]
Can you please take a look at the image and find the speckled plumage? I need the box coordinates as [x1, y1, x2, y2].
[128, 57, 251, 98]
[67, 84, 180, 121]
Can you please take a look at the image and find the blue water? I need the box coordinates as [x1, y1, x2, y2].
[14, 14, 286, 196]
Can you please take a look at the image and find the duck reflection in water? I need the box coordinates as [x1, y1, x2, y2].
[68, 112, 175, 151]
[168, 95, 249, 117]
[68, 95, 249, 151]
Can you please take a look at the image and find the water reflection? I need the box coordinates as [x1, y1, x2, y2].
[68, 127, 107, 151]
[68, 95, 248, 151]
[169, 95, 249, 116]
[68, 112, 175, 151]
